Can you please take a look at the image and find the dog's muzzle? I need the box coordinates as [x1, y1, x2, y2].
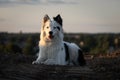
[48, 31, 54, 39]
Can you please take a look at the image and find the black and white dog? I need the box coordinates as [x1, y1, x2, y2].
[32, 14, 86, 66]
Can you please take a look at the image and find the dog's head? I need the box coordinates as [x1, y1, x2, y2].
[40, 14, 64, 42]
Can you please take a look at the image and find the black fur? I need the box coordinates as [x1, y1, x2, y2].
[64, 43, 69, 61]
[53, 14, 62, 26]
[78, 49, 86, 66]
[57, 26, 60, 31]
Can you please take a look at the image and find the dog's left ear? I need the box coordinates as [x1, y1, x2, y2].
[53, 14, 62, 26]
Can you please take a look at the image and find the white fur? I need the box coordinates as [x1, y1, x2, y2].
[64, 42, 80, 65]
[32, 14, 83, 65]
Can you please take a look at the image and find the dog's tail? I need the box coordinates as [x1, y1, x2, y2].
[78, 49, 86, 66]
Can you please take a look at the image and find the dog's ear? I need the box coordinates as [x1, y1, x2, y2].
[43, 14, 50, 23]
[41, 14, 50, 30]
[53, 14, 62, 26]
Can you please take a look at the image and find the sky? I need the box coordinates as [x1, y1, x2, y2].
[0, 0, 120, 33]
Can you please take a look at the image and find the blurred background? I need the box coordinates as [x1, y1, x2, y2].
[0, 0, 120, 56]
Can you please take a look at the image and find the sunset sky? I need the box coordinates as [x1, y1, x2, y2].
[0, 0, 120, 33]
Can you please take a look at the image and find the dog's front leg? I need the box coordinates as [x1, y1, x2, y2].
[32, 47, 46, 64]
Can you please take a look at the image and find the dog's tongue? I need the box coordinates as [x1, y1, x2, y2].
[49, 35, 54, 39]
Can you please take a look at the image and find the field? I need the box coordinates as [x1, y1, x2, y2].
[0, 33, 120, 80]
[0, 53, 120, 80]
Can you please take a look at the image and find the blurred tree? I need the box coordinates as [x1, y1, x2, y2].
[0, 44, 4, 53]
[0, 32, 119, 55]
[5, 41, 13, 53]
[22, 36, 34, 55]
[4, 41, 21, 54]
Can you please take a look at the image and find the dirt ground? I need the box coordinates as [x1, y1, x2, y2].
[0, 53, 120, 80]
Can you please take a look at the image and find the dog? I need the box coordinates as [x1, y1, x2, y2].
[32, 14, 86, 66]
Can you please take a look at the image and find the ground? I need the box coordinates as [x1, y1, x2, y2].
[0, 53, 120, 80]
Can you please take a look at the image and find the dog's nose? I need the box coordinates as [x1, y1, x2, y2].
[49, 31, 53, 35]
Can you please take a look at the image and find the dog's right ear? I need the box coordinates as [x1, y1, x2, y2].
[43, 14, 50, 23]
[41, 14, 50, 30]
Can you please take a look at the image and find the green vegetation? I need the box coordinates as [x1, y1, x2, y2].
[0, 32, 120, 55]
[0, 32, 39, 55]
[64, 33, 120, 55]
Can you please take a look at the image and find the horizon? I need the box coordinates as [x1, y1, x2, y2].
[0, 0, 120, 33]
[0, 31, 120, 34]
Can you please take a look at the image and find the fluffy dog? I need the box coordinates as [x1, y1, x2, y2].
[32, 14, 86, 66]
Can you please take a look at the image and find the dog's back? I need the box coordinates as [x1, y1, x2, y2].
[64, 42, 86, 66]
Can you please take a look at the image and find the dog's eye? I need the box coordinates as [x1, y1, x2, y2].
[46, 26, 49, 29]
[53, 27, 56, 29]
[57, 26, 60, 31]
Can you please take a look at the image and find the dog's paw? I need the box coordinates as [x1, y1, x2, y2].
[32, 61, 40, 64]
[32, 60, 44, 65]
[44, 59, 56, 65]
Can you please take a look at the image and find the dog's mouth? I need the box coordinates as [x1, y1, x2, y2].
[48, 35, 54, 39]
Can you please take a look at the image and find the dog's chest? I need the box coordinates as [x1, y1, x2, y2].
[44, 44, 64, 58]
